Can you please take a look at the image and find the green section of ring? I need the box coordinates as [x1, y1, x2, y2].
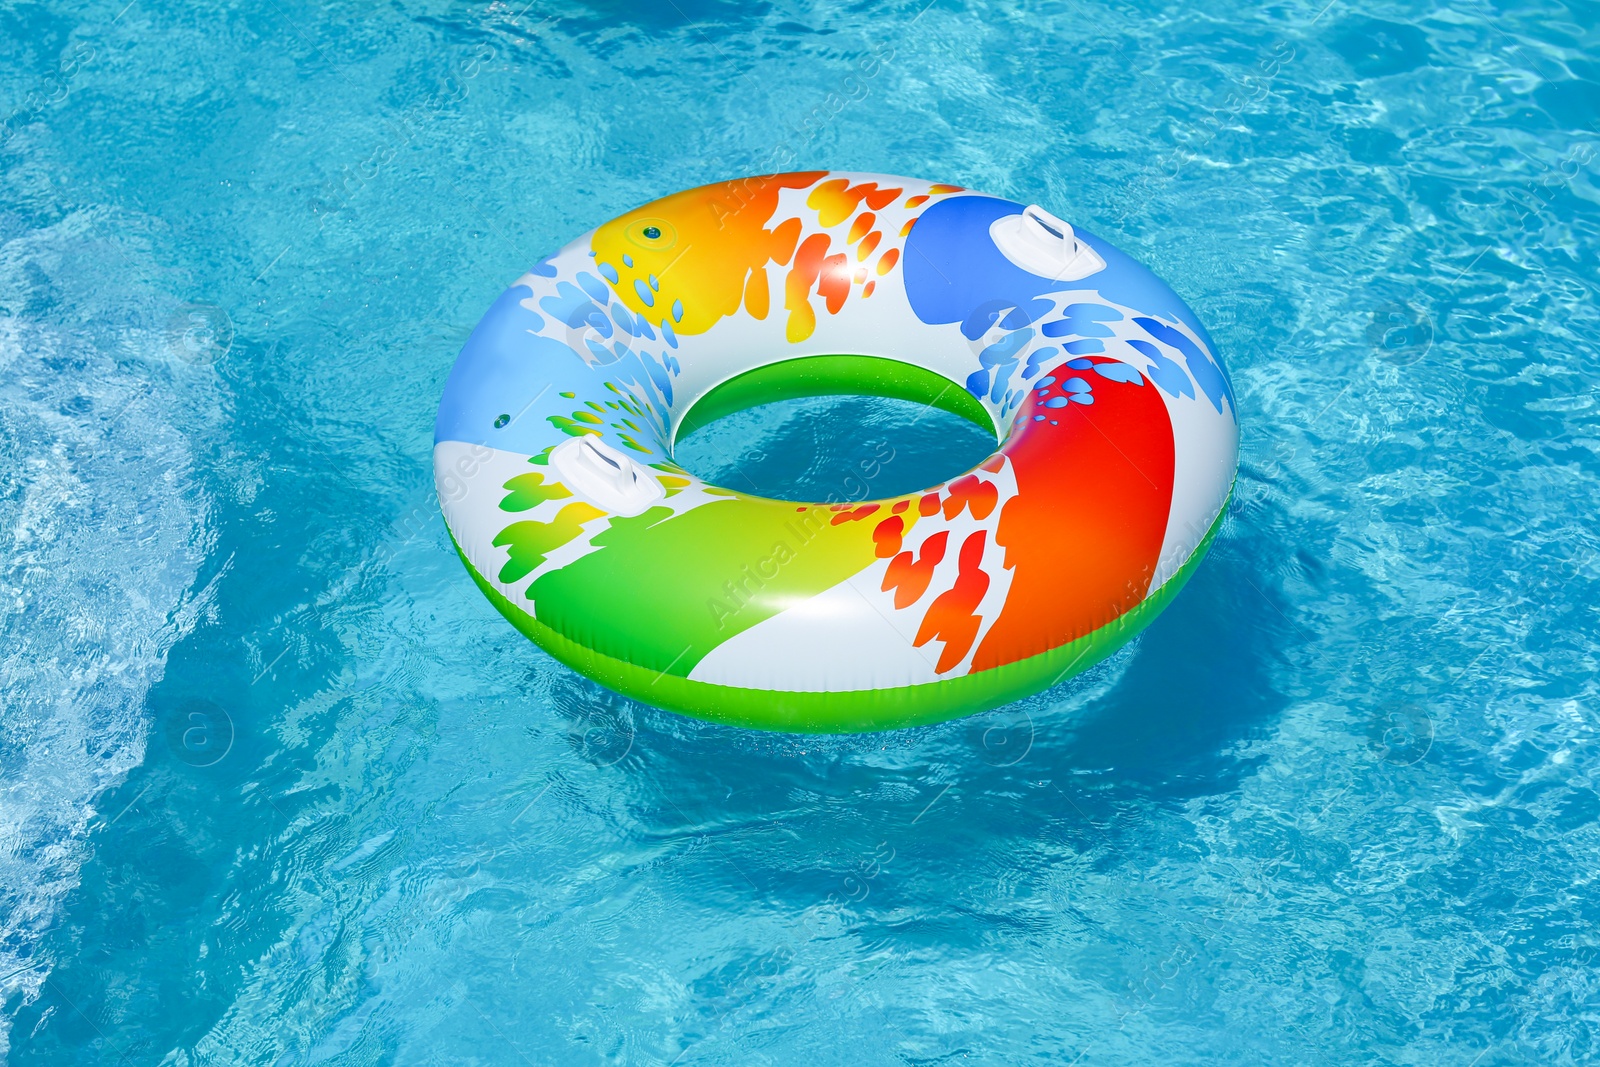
[671, 354, 999, 446]
[448, 492, 1228, 734]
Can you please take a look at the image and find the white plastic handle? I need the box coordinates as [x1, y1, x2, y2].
[989, 205, 1106, 281]
[549, 435, 664, 517]
[1023, 205, 1073, 244]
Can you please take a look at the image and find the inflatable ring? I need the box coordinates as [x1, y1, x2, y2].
[435, 171, 1238, 733]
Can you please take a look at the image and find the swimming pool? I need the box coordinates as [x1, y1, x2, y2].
[2, 0, 1597, 1063]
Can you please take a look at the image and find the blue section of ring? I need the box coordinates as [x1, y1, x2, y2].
[434, 284, 593, 453]
[902, 194, 1234, 417]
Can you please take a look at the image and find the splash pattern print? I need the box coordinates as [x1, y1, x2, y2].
[434, 171, 1239, 730]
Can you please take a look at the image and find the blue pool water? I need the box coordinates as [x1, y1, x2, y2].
[3, 0, 1598, 1062]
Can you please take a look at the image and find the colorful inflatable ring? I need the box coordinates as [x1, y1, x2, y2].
[435, 171, 1238, 733]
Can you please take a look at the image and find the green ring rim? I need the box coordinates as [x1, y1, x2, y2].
[447, 491, 1228, 734]
[671, 353, 998, 449]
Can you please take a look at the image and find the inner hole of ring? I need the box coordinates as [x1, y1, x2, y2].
[672, 394, 999, 502]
